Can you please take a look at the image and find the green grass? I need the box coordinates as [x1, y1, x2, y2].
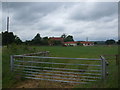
[2, 45, 118, 88]
[32, 45, 118, 58]
[2, 44, 40, 88]
[74, 55, 118, 88]
[0, 47, 2, 89]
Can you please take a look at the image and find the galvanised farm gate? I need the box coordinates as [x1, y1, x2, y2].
[10, 52, 108, 84]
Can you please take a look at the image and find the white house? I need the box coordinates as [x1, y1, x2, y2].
[80, 41, 94, 46]
[64, 41, 77, 46]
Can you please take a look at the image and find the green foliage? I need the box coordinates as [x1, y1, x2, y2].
[41, 37, 49, 45]
[2, 45, 41, 88]
[2, 31, 15, 45]
[14, 36, 22, 44]
[64, 35, 74, 42]
[117, 40, 120, 45]
[61, 33, 67, 39]
[105, 39, 116, 45]
[94, 42, 98, 45]
[53, 40, 62, 46]
[0, 33, 2, 46]
[31, 33, 42, 45]
[77, 42, 83, 46]
[24, 40, 31, 45]
[93, 41, 105, 45]
[24, 34, 49, 46]
[32, 33, 41, 41]
[2, 31, 22, 45]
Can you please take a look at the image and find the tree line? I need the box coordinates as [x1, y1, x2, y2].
[1, 31, 74, 46]
[1, 31, 120, 46]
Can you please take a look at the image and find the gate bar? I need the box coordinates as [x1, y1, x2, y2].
[15, 68, 101, 75]
[13, 55, 101, 61]
[24, 74, 97, 81]
[15, 60, 101, 66]
[14, 64, 101, 72]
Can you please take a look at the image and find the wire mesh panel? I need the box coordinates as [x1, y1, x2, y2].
[11, 54, 105, 84]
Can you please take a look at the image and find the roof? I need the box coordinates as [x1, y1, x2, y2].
[49, 37, 63, 40]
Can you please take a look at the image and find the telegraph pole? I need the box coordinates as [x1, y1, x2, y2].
[6, 1, 10, 48]
[7, 16, 9, 32]
[6, 16, 9, 48]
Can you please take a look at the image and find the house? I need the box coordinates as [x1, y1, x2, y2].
[48, 37, 94, 46]
[64, 41, 77, 46]
[49, 37, 64, 46]
[80, 41, 94, 46]
[63, 41, 94, 46]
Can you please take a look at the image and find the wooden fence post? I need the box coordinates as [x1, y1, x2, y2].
[10, 55, 14, 72]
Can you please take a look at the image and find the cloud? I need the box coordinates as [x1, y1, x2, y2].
[69, 2, 118, 21]
[2, 2, 118, 41]
[72, 17, 118, 41]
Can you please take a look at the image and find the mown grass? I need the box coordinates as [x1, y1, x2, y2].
[32, 45, 118, 58]
[2, 45, 118, 88]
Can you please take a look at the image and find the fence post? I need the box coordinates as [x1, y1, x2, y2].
[116, 55, 119, 65]
[10, 55, 14, 72]
[100, 56, 107, 80]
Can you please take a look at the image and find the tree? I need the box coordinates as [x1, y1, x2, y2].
[117, 40, 120, 45]
[2, 31, 23, 45]
[31, 33, 42, 45]
[64, 35, 74, 42]
[77, 42, 82, 46]
[0, 33, 2, 46]
[61, 33, 67, 39]
[42, 37, 49, 45]
[24, 40, 31, 45]
[2, 31, 15, 45]
[94, 42, 98, 45]
[14, 36, 22, 44]
[105, 39, 116, 45]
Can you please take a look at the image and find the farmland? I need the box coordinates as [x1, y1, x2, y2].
[2, 44, 118, 88]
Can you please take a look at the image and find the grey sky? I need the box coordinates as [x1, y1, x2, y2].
[2, 2, 118, 41]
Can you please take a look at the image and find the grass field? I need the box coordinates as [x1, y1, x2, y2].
[0, 47, 2, 89]
[2, 44, 118, 88]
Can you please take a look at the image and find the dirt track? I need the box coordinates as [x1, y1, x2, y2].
[14, 79, 76, 88]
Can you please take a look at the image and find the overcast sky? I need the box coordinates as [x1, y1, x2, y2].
[2, 2, 118, 41]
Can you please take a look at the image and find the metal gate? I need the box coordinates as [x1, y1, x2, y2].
[10, 52, 108, 84]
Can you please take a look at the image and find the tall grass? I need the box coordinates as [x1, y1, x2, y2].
[2, 44, 40, 88]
